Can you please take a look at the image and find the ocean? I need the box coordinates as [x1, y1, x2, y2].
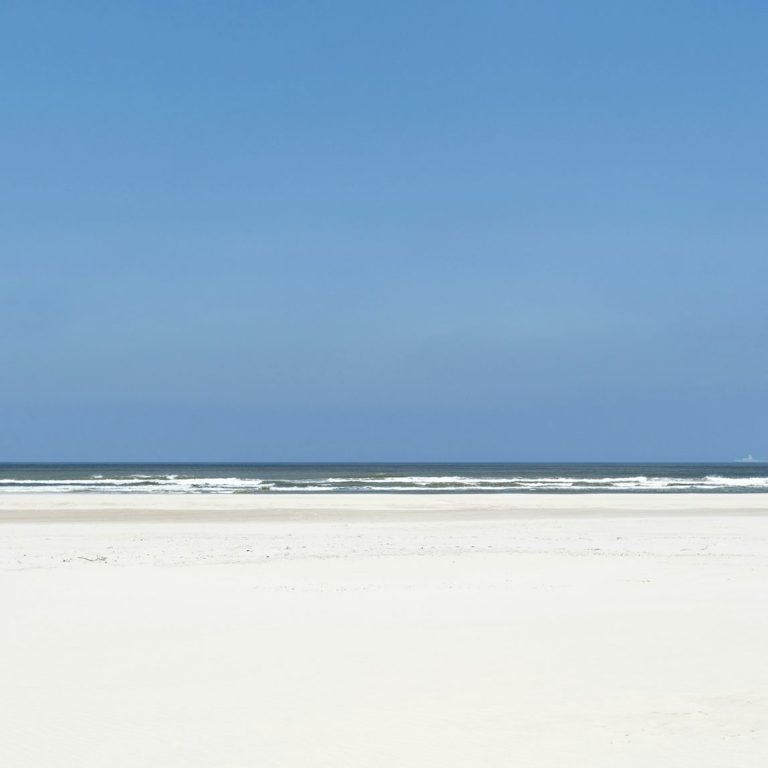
[0, 463, 767, 493]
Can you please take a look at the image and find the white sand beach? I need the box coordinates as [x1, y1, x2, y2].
[2, 493, 768, 766]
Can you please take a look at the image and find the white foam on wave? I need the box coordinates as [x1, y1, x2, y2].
[2, 473, 768, 493]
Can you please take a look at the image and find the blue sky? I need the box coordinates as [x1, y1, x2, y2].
[2, 1, 766, 461]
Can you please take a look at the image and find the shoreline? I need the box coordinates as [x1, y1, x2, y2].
[1, 491, 768, 523]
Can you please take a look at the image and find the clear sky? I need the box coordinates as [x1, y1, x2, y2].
[2, 1, 766, 462]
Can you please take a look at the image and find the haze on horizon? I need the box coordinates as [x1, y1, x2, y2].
[2, 1, 766, 462]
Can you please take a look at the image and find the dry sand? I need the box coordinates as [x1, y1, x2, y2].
[2, 493, 768, 766]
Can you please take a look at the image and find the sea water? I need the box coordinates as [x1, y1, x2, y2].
[1, 463, 767, 493]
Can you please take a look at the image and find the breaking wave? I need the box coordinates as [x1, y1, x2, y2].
[1, 471, 768, 493]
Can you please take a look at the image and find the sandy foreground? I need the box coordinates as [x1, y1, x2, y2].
[2, 494, 768, 767]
